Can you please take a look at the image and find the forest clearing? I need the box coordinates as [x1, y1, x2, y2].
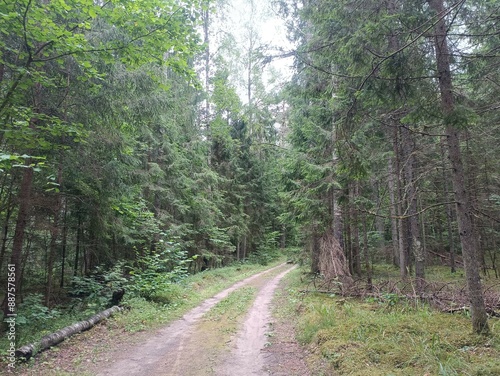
[1, 0, 499, 374]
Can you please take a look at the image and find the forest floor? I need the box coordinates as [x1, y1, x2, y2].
[8, 263, 312, 376]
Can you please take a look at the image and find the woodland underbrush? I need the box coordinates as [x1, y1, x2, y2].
[286, 265, 500, 376]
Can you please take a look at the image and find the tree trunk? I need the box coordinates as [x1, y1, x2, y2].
[491, 227, 498, 279]
[15, 306, 122, 359]
[362, 213, 372, 289]
[45, 164, 64, 307]
[242, 236, 247, 260]
[74, 215, 82, 277]
[441, 139, 456, 273]
[280, 224, 286, 249]
[343, 199, 353, 276]
[202, 5, 212, 165]
[388, 157, 400, 267]
[387, 0, 412, 278]
[465, 133, 484, 273]
[373, 179, 386, 260]
[392, 126, 408, 278]
[402, 126, 424, 290]
[2, 165, 34, 317]
[311, 231, 320, 274]
[428, 0, 489, 334]
[419, 198, 427, 268]
[45, 223, 59, 307]
[351, 182, 361, 277]
[0, 179, 14, 274]
[60, 200, 68, 288]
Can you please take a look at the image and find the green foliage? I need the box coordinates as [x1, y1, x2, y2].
[0, 0, 287, 323]
[69, 275, 109, 309]
[15, 294, 61, 330]
[282, 247, 304, 265]
[146, 284, 184, 305]
[247, 230, 282, 265]
[128, 245, 191, 300]
[365, 293, 401, 309]
[69, 262, 128, 313]
[247, 248, 280, 266]
[0, 153, 45, 172]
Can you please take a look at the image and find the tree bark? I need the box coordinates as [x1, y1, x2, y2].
[387, 157, 400, 266]
[373, 179, 386, 260]
[0, 178, 14, 274]
[311, 231, 320, 274]
[45, 164, 64, 307]
[202, 4, 212, 165]
[15, 306, 122, 360]
[392, 126, 408, 278]
[280, 224, 286, 249]
[343, 198, 353, 276]
[441, 139, 456, 273]
[386, 0, 413, 279]
[60, 200, 68, 288]
[428, 0, 489, 334]
[351, 182, 361, 277]
[1, 165, 34, 317]
[362, 213, 372, 288]
[402, 126, 424, 290]
[242, 236, 247, 260]
[73, 215, 82, 277]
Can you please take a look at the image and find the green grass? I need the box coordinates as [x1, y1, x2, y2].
[204, 287, 256, 323]
[284, 267, 500, 376]
[197, 286, 256, 344]
[371, 263, 467, 283]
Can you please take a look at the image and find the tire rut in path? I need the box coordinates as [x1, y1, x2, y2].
[216, 266, 296, 376]
[97, 263, 295, 376]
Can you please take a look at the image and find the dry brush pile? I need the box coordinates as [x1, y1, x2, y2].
[306, 234, 500, 317]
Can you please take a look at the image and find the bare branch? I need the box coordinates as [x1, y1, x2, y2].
[359, 201, 458, 220]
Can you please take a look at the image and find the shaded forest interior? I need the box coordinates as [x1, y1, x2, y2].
[0, 0, 499, 336]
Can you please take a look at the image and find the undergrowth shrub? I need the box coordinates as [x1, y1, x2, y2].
[127, 243, 191, 301]
[147, 284, 184, 305]
[16, 294, 61, 330]
[284, 247, 305, 264]
[69, 261, 128, 314]
[13, 294, 65, 345]
[247, 230, 282, 265]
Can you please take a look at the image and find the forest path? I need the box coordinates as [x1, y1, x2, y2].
[94, 263, 302, 376]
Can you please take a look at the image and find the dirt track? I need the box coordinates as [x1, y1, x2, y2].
[95, 263, 301, 376]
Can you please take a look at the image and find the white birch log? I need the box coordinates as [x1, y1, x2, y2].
[15, 305, 122, 359]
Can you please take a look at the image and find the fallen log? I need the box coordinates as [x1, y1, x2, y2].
[444, 306, 500, 317]
[16, 305, 123, 360]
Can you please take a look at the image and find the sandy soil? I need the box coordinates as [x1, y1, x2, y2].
[10, 263, 311, 376]
[262, 275, 312, 376]
[215, 267, 296, 376]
